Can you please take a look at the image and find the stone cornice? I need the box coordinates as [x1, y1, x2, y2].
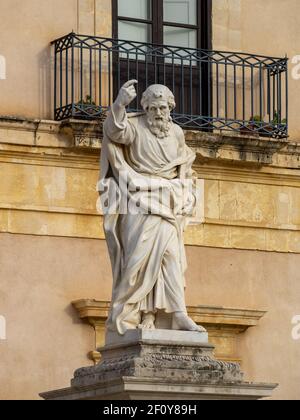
[1, 118, 300, 184]
[0, 116, 61, 133]
[72, 299, 266, 364]
[1, 117, 300, 170]
[1, 150, 299, 193]
[73, 299, 110, 321]
[72, 299, 266, 331]
[0, 142, 299, 187]
[0, 143, 100, 169]
[194, 163, 300, 187]
[185, 130, 289, 165]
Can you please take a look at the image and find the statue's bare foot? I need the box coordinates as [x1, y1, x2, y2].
[172, 312, 207, 333]
[138, 313, 156, 330]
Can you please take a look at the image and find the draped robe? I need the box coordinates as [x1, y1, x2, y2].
[100, 109, 196, 335]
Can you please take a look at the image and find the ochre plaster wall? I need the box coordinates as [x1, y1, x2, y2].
[0, 234, 299, 400]
[185, 246, 300, 400]
[0, 233, 111, 400]
[0, 0, 112, 119]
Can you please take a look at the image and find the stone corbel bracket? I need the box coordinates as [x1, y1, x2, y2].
[72, 299, 266, 365]
[59, 118, 105, 149]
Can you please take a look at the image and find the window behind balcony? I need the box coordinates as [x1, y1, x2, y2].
[114, 0, 211, 49]
[112, 0, 212, 124]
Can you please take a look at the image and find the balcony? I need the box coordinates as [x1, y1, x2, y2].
[52, 33, 288, 138]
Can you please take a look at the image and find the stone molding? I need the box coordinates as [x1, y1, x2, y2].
[1, 117, 300, 253]
[1, 117, 300, 169]
[41, 377, 278, 400]
[185, 130, 288, 165]
[72, 299, 266, 365]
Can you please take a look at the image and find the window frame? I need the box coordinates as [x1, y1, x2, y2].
[112, 0, 212, 50]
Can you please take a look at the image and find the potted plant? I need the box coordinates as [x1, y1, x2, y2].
[240, 115, 262, 136]
[240, 113, 287, 138]
[76, 95, 96, 107]
[260, 112, 287, 138]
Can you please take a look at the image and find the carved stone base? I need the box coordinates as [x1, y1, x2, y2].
[40, 330, 277, 400]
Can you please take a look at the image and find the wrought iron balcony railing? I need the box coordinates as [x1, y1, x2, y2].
[52, 33, 288, 138]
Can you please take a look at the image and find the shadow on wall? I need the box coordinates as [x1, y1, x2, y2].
[64, 304, 83, 327]
[38, 47, 53, 120]
[64, 304, 94, 362]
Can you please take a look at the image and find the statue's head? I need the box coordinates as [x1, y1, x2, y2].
[141, 85, 176, 138]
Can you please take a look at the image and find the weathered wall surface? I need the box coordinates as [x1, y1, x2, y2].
[185, 246, 300, 401]
[0, 233, 299, 400]
[0, 234, 111, 400]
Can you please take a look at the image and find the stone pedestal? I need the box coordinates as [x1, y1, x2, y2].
[41, 330, 277, 400]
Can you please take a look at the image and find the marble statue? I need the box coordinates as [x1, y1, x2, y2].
[100, 80, 206, 336]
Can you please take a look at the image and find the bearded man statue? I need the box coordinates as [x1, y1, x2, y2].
[100, 80, 206, 336]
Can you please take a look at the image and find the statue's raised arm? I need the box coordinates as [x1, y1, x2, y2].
[104, 80, 138, 146]
[113, 80, 138, 116]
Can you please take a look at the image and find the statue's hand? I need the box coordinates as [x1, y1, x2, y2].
[181, 193, 196, 217]
[115, 80, 138, 107]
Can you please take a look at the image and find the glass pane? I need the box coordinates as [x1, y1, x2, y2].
[118, 21, 151, 60]
[164, 0, 197, 25]
[119, 21, 151, 43]
[118, 0, 151, 20]
[164, 26, 197, 49]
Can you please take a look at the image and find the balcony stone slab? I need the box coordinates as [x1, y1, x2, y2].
[1, 116, 299, 169]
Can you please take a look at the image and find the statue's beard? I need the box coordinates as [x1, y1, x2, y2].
[147, 116, 172, 138]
